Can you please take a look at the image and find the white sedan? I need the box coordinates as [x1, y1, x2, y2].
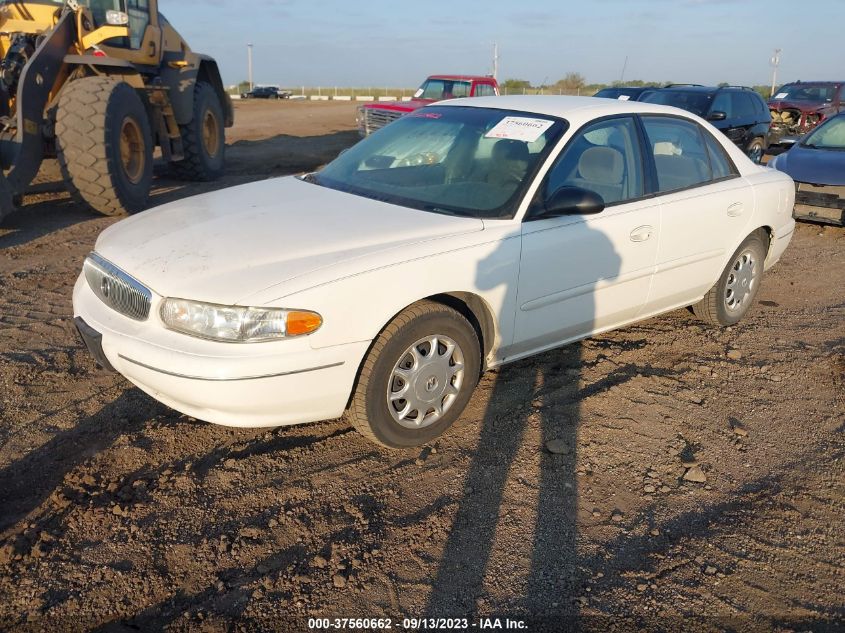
[73, 96, 795, 448]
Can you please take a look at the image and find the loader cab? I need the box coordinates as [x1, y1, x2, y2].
[89, 0, 162, 66]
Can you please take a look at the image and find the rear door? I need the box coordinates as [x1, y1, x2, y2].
[641, 115, 754, 314]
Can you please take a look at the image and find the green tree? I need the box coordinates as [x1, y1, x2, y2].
[500, 78, 531, 94]
[554, 72, 587, 93]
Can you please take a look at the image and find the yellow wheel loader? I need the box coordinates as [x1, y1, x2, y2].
[0, 0, 233, 221]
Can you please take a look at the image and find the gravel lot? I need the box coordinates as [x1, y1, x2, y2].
[1, 100, 843, 632]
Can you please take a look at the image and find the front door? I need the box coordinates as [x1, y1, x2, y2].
[510, 116, 659, 360]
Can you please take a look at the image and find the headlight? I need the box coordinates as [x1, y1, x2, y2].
[159, 298, 322, 343]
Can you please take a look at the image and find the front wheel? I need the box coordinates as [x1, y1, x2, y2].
[692, 231, 767, 326]
[349, 301, 481, 448]
[56, 77, 153, 215]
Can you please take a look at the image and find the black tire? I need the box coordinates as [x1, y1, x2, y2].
[746, 137, 765, 164]
[171, 82, 226, 181]
[349, 301, 481, 449]
[56, 76, 153, 216]
[692, 230, 768, 326]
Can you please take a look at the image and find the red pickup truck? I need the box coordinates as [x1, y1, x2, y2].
[357, 74, 500, 136]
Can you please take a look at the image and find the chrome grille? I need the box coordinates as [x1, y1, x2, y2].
[84, 253, 152, 321]
[363, 108, 403, 135]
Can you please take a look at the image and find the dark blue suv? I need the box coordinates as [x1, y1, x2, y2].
[642, 85, 772, 163]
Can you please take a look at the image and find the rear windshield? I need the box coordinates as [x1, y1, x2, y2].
[772, 84, 838, 103]
[415, 79, 472, 100]
[642, 90, 714, 117]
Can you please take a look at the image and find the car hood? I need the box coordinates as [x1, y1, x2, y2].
[773, 146, 845, 185]
[768, 99, 825, 113]
[94, 177, 483, 305]
[363, 99, 430, 113]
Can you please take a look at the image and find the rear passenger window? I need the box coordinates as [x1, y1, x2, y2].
[702, 129, 738, 180]
[730, 92, 756, 119]
[544, 117, 644, 206]
[641, 117, 712, 193]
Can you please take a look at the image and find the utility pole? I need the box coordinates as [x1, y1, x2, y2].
[620, 55, 628, 83]
[492, 42, 499, 81]
[770, 48, 782, 98]
[247, 43, 254, 91]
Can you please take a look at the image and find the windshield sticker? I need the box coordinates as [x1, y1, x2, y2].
[617, 95, 631, 101]
[774, 92, 788, 99]
[414, 88, 424, 98]
[485, 116, 554, 143]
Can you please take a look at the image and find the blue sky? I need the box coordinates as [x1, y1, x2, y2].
[162, 0, 841, 89]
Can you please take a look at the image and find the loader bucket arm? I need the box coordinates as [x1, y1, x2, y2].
[0, 10, 76, 222]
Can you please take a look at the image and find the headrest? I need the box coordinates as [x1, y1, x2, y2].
[493, 139, 529, 162]
[578, 146, 624, 184]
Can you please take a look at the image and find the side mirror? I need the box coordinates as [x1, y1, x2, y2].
[538, 186, 605, 218]
[708, 111, 727, 121]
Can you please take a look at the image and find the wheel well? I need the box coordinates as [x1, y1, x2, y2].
[425, 292, 496, 367]
[757, 225, 773, 254]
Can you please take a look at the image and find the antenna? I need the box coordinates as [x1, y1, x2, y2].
[620, 55, 628, 83]
[770, 48, 782, 98]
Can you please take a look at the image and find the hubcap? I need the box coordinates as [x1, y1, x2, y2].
[202, 109, 221, 158]
[119, 117, 145, 185]
[724, 249, 757, 312]
[748, 144, 763, 164]
[386, 334, 465, 429]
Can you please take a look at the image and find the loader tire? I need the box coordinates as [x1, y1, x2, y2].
[56, 77, 153, 216]
[171, 82, 225, 181]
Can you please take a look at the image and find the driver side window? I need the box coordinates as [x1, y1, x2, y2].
[544, 117, 644, 206]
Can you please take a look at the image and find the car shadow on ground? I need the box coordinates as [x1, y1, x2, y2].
[0, 388, 162, 536]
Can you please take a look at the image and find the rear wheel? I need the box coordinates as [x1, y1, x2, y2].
[349, 301, 481, 449]
[746, 137, 765, 164]
[171, 82, 226, 181]
[56, 76, 153, 215]
[692, 231, 767, 326]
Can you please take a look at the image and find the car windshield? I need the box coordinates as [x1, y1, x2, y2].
[415, 79, 472, 100]
[773, 84, 837, 102]
[642, 90, 714, 117]
[313, 106, 566, 219]
[595, 88, 640, 100]
[802, 116, 845, 150]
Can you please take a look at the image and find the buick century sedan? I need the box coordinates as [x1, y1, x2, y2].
[73, 97, 796, 448]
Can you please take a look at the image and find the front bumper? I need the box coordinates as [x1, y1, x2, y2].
[793, 183, 845, 226]
[73, 274, 370, 428]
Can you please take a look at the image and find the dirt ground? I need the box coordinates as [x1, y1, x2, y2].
[0, 100, 843, 632]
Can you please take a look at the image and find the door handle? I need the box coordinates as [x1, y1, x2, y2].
[727, 202, 744, 217]
[629, 225, 653, 242]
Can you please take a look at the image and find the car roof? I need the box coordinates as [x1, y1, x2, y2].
[427, 75, 492, 81]
[436, 95, 707, 121]
[782, 80, 843, 85]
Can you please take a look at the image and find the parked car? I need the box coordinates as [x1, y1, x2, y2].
[357, 74, 499, 136]
[241, 86, 291, 100]
[593, 86, 656, 101]
[642, 85, 772, 163]
[768, 112, 845, 226]
[73, 97, 795, 448]
[768, 81, 844, 150]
